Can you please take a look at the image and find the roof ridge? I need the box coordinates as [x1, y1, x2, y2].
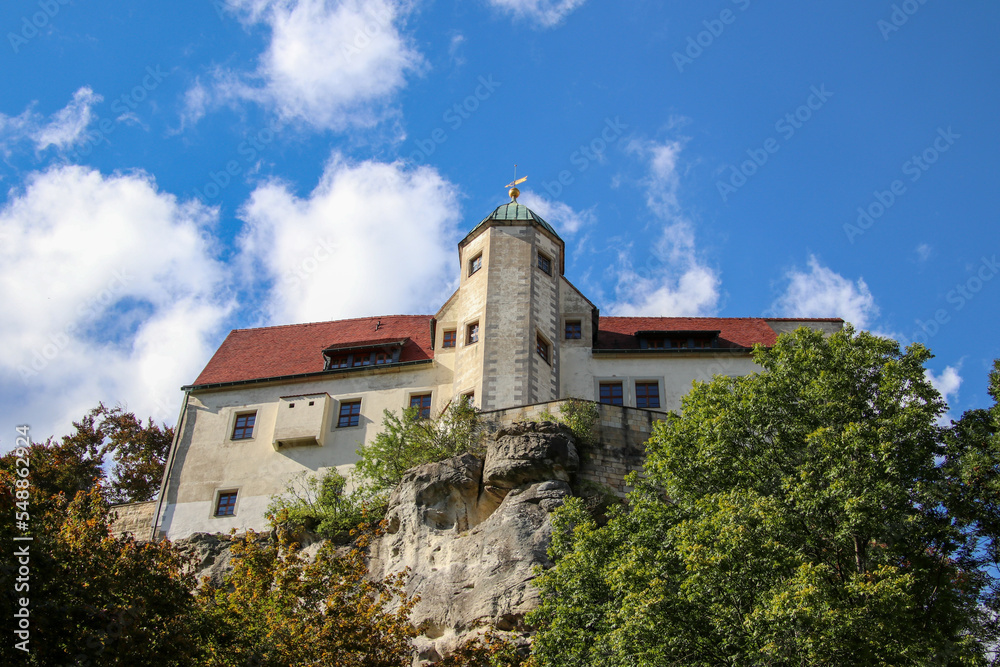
[231, 314, 432, 333]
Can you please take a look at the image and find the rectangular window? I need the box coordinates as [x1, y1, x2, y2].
[337, 400, 361, 428]
[640, 338, 667, 349]
[635, 382, 661, 409]
[352, 354, 372, 367]
[565, 321, 582, 339]
[462, 391, 475, 406]
[375, 351, 392, 365]
[328, 355, 349, 369]
[599, 382, 623, 406]
[467, 322, 480, 344]
[443, 330, 456, 348]
[469, 253, 482, 276]
[231, 412, 256, 440]
[537, 252, 552, 275]
[409, 393, 432, 419]
[536, 334, 550, 364]
[215, 491, 237, 517]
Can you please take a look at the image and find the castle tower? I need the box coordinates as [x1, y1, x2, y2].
[434, 192, 566, 411]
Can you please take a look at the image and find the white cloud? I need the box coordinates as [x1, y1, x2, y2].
[0, 166, 231, 444]
[486, 0, 587, 27]
[32, 87, 103, 151]
[926, 365, 962, 404]
[0, 87, 102, 155]
[518, 191, 593, 236]
[916, 243, 932, 262]
[771, 255, 879, 328]
[236, 154, 462, 324]
[610, 139, 721, 317]
[197, 0, 423, 131]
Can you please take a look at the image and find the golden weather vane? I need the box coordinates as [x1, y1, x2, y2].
[505, 164, 527, 201]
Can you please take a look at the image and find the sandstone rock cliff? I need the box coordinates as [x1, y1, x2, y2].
[370, 421, 579, 663]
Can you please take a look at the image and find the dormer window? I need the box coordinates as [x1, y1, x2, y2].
[636, 330, 720, 350]
[322, 340, 406, 370]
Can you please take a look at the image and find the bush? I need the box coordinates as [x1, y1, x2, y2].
[557, 399, 599, 448]
[355, 398, 485, 494]
[266, 468, 375, 537]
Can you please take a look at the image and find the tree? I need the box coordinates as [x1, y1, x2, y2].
[195, 520, 418, 667]
[0, 487, 198, 666]
[531, 328, 998, 666]
[355, 397, 484, 494]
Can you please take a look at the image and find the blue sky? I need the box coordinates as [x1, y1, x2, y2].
[1, 0, 998, 446]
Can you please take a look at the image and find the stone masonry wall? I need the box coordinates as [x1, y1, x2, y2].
[480, 400, 662, 496]
[109, 500, 157, 538]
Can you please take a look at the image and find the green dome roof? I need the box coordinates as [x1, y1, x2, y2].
[468, 201, 561, 240]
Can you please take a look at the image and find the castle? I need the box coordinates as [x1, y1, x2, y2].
[150, 191, 841, 539]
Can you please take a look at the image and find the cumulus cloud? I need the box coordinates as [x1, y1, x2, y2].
[0, 166, 231, 443]
[518, 191, 593, 236]
[485, 0, 587, 27]
[610, 139, 721, 316]
[194, 0, 423, 130]
[236, 155, 462, 325]
[927, 365, 962, 403]
[0, 87, 102, 155]
[771, 256, 879, 328]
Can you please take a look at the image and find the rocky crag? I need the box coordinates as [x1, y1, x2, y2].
[370, 420, 580, 662]
[176, 420, 583, 663]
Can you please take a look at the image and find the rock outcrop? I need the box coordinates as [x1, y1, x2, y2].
[370, 421, 579, 662]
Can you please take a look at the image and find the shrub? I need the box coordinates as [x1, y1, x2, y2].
[355, 398, 485, 494]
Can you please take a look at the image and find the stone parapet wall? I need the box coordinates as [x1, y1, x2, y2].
[109, 500, 157, 538]
[480, 400, 665, 496]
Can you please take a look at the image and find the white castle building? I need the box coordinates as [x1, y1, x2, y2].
[151, 191, 841, 539]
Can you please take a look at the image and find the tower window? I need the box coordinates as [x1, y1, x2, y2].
[409, 393, 432, 419]
[231, 412, 256, 440]
[537, 252, 552, 275]
[443, 330, 456, 348]
[467, 321, 480, 344]
[469, 253, 483, 276]
[565, 321, 582, 339]
[599, 382, 623, 406]
[636, 382, 660, 409]
[215, 491, 238, 517]
[536, 334, 550, 364]
[337, 400, 361, 428]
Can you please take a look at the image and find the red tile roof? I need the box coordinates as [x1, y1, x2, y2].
[190, 316, 433, 387]
[596, 317, 782, 350]
[189, 315, 840, 388]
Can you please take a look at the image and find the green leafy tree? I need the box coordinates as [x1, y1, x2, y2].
[355, 397, 484, 493]
[531, 328, 998, 666]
